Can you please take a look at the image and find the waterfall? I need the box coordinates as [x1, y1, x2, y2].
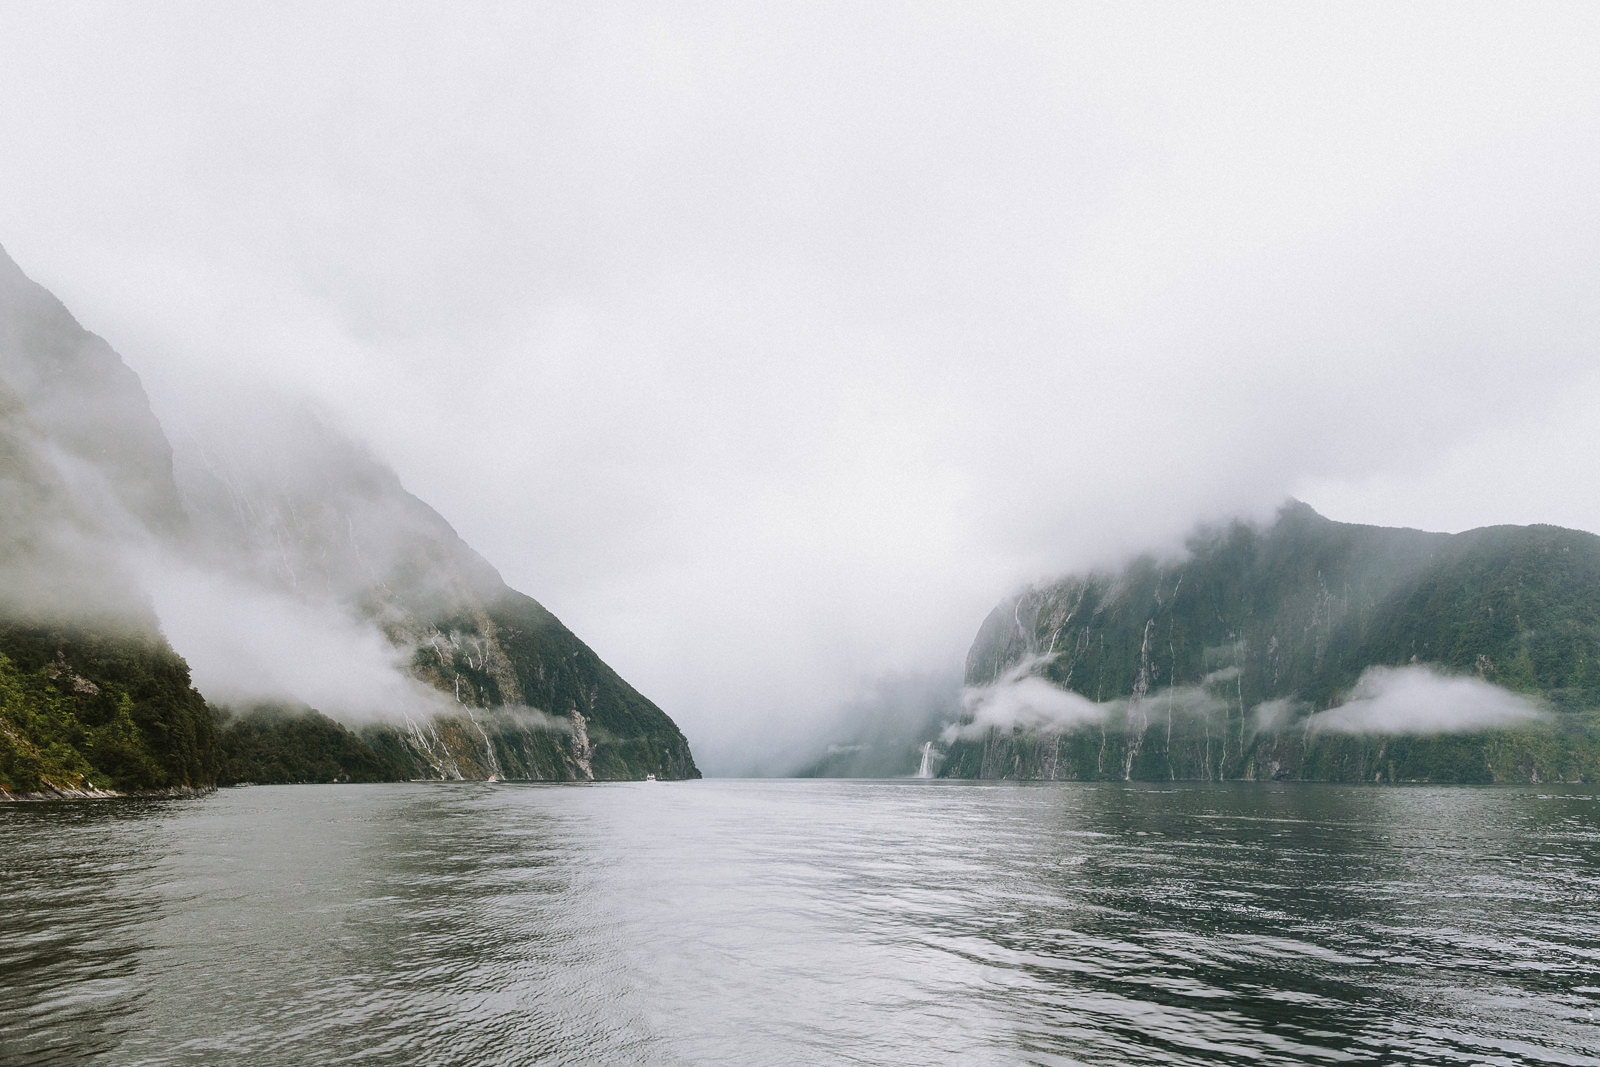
[915, 741, 934, 779]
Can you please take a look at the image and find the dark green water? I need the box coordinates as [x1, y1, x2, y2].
[2, 780, 1597, 1065]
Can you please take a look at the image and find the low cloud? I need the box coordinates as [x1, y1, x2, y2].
[481, 705, 572, 735]
[945, 653, 1256, 742]
[137, 551, 458, 723]
[1251, 697, 1304, 733]
[945, 655, 1110, 741]
[947, 659, 1544, 744]
[760, 668, 960, 778]
[1308, 665, 1544, 735]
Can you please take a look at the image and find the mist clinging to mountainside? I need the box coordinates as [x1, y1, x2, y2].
[4, 4, 1600, 771]
[948, 660, 1544, 745]
[1306, 666, 1545, 735]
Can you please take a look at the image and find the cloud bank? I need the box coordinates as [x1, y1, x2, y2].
[3, 5, 1599, 770]
[139, 553, 460, 722]
[946, 656, 1113, 742]
[1306, 665, 1544, 735]
[950, 660, 1544, 745]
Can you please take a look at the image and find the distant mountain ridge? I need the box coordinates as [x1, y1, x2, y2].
[942, 503, 1600, 783]
[0, 243, 696, 796]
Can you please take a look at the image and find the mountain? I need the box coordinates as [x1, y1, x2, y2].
[0, 245, 216, 796]
[0, 243, 696, 796]
[167, 399, 697, 782]
[941, 503, 1600, 783]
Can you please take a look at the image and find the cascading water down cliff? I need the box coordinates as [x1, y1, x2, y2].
[941, 502, 1600, 783]
[0, 242, 699, 793]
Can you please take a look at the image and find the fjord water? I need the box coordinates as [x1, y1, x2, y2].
[4, 781, 1598, 1066]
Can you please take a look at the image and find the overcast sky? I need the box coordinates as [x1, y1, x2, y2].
[2, 2, 1598, 771]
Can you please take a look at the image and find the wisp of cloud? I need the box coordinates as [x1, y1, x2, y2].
[139, 552, 460, 723]
[1308, 665, 1544, 735]
[945, 655, 1110, 742]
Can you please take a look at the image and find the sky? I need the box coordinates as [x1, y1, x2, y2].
[2, 2, 1599, 772]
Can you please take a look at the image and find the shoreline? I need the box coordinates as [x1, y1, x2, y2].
[0, 784, 216, 803]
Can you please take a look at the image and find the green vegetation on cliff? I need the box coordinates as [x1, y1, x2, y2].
[0, 624, 218, 795]
[944, 504, 1600, 783]
[1, 243, 216, 797]
[411, 591, 701, 780]
[213, 686, 696, 785]
[175, 398, 700, 782]
[214, 704, 409, 785]
[0, 241, 700, 792]
[940, 701, 1600, 784]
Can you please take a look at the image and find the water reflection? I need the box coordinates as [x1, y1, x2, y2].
[925, 785, 1395, 1064]
[2, 781, 1597, 1066]
[0, 798, 178, 1065]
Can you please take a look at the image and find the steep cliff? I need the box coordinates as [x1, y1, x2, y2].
[0, 243, 697, 793]
[942, 503, 1600, 783]
[170, 401, 698, 781]
[0, 244, 216, 796]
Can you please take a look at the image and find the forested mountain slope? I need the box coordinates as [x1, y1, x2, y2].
[0, 244, 214, 795]
[943, 503, 1600, 783]
[171, 403, 698, 782]
[0, 243, 695, 796]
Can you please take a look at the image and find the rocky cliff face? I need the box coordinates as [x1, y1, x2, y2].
[169, 399, 698, 781]
[0, 244, 215, 796]
[942, 503, 1600, 783]
[0, 243, 697, 794]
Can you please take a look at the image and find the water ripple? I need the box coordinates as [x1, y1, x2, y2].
[3, 781, 1599, 1065]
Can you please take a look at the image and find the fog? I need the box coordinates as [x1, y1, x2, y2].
[2, 4, 1599, 771]
[1250, 698, 1302, 735]
[1306, 665, 1544, 735]
[787, 668, 960, 777]
[139, 554, 457, 722]
[946, 659, 1543, 747]
[947, 655, 1109, 741]
[948, 656, 1235, 743]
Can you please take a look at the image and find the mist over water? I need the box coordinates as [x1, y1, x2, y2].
[7, 5, 1600, 771]
[4, 781, 1597, 1066]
